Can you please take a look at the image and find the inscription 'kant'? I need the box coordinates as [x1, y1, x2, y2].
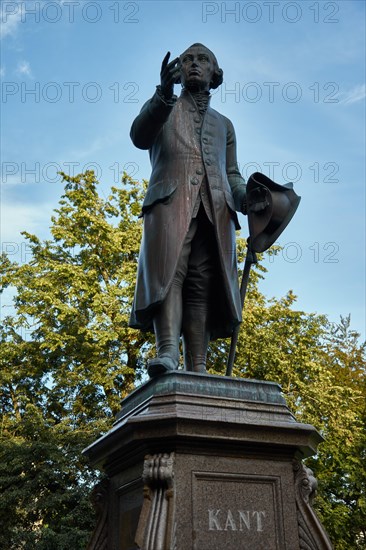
[208, 509, 266, 532]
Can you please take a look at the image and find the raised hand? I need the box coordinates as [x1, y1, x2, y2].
[160, 51, 180, 99]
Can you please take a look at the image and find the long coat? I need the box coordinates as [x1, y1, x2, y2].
[129, 89, 247, 339]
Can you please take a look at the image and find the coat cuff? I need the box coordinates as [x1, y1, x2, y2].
[147, 86, 177, 122]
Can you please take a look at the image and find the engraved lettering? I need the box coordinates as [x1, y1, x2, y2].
[208, 509, 222, 530]
[208, 509, 266, 532]
[239, 510, 251, 530]
[224, 509, 237, 531]
[252, 510, 266, 532]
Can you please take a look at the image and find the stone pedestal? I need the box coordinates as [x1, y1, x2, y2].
[83, 372, 332, 550]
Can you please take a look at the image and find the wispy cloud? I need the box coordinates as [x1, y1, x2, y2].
[16, 60, 33, 78]
[1, 200, 53, 244]
[72, 138, 110, 160]
[0, 3, 25, 40]
[338, 84, 366, 105]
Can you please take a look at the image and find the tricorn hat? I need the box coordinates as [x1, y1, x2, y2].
[246, 172, 301, 253]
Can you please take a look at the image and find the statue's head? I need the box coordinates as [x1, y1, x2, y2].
[178, 43, 223, 92]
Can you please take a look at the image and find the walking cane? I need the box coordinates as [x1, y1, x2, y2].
[224, 172, 301, 377]
[225, 238, 257, 377]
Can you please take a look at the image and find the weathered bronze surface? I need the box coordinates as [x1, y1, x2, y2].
[129, 44, 254, 377]
[129, 44, 300, 378]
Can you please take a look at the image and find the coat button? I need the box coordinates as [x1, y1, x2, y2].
[189, 107, 196, 112]
[204, 148, 210, 154]
[194, 117, 201, 123]
[202, 137, 208, 143]
[191, 177, 199, 185]
[196, 168, 203, 175]
[205, 159, 212, 166]
[195, 128, 201, 135]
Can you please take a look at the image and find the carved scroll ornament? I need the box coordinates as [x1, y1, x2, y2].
[135, 453, 176, 550]
[293, 460, 333, 550]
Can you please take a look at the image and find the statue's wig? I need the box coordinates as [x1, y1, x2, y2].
[179, 43, 223, 90]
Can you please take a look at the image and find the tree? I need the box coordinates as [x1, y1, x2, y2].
[0, 171, 364, 548]
[306, 317, 366, 549]
[1, 171, 152, 421]
[0, 404, 100, 550]
[0, 171, 153, 547]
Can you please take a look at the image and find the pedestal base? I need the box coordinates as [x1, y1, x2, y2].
[84, 372, 332, 550]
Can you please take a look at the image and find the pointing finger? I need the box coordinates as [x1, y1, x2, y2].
[161, 51, 171, 71]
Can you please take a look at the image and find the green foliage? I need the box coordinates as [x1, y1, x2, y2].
[1, 171, 150, 421]
[305, 317, 366, 549]
[0, 171, 152, 547]
[0, 406, 100, 549]
[0, 171, 365, 548]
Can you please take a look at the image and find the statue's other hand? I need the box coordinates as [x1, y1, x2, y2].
[160, 51, 180, 100]
[249, 200, 269, 213]
[248, 187, 270, 213]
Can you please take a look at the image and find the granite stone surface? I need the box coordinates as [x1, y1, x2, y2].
[84, 372, 332, 550]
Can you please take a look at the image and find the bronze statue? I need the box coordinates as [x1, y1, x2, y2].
[129, 44, 269, 377]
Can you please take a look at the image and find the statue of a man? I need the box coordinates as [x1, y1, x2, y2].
[129, 43, 265, 377]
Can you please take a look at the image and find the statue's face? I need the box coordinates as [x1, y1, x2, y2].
[179, 46, 215, 92]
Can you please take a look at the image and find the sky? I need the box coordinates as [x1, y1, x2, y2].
[1, 0, 365, 341]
